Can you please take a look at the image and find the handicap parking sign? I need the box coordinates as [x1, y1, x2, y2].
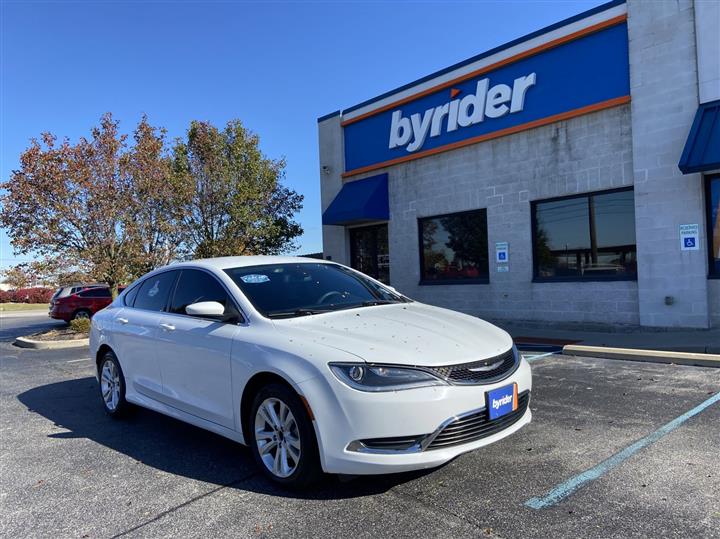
[495, 242, 509, 263]
[679, 224, 699, 251]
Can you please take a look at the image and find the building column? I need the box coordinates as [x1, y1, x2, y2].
[318, 114, 349, 265]
[627, 0, 709, 327]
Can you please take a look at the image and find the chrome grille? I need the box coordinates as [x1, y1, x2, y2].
[424, 348, 518, 385]
[425, 391, 530, 450]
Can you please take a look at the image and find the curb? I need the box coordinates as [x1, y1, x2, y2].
[563, 344, 720, 368]
[14, 336, 89, 350]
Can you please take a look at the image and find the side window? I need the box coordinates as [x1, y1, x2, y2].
[123, 284, 141, 307]
[169, 269, 234, 315]
[134, 271, 178, 312]
[79, 288, 111, 298]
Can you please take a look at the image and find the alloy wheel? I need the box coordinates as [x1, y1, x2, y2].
[254, 397, 302, 478]
[100, 360, 121, 411]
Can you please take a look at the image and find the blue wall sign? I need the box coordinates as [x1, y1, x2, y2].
[343, 21, 630, 176]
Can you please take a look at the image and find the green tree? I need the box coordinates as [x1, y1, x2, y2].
[172, 120, 303, 258]
[441, 214, 489, 268]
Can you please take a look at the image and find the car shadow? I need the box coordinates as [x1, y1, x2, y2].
[17, 377, 435, 500]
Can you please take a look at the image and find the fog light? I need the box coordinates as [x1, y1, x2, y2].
[348, 366, 364, 382]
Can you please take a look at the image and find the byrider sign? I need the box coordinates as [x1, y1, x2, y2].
[341, 19, 630, 177]
[389, 74, 536, 152]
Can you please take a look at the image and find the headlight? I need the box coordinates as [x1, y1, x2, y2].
[329, 363, 447, 392]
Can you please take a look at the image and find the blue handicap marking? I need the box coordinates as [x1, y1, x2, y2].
[498, 252, 507, 261]
[684, 237, 696, 248]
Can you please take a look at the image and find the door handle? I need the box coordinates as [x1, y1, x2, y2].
[160, 323, 176, 331]
[117, 317, 129, 325]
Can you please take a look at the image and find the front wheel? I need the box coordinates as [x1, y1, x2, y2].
[249, 384, 322, 487]
[98, 351, 130, 417]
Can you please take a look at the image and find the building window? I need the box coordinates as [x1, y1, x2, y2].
[708, 175, 720, 277]
[418, 209, 489, 284]
[532, 188, 637, 281]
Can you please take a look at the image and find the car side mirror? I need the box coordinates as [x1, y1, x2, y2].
[185, 301, 225, 318]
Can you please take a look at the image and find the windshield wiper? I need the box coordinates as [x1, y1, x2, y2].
[267, 308, 334, 319]
[360, 299, 401, 307]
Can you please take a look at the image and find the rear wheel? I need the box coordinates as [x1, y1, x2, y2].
[73, 309, 91, 321]
[98, 350, 129, 417]
[249, 384, 322, 487]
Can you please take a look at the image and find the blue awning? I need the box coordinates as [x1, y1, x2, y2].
[678, 99, 720, 174]
[322, 173, 389, 226]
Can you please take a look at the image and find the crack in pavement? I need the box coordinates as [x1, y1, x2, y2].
[389, 486, 508, 539]
[110, 471, 258, 538]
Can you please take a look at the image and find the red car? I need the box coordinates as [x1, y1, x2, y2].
[49, 286, 123, 322]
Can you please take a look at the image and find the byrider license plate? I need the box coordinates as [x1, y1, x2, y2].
[487, 383, 518, 420]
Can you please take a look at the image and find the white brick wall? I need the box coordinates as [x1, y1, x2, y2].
[318, 115, 349, 265]
[627, 0, 709, 328]
[351, 105, 640, 325]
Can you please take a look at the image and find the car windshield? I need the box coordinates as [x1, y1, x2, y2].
[224, 263, 408, 318]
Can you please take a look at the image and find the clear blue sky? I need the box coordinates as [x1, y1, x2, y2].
[1, 0, 606, 270]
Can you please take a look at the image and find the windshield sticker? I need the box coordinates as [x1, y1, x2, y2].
[147, 281, 160, 297]
[241, 274, 270, 284]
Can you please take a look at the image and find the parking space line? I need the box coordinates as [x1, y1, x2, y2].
[525, 390, 720, 509]
[66, 358, 90, 363]
[522, 352, 557, 363]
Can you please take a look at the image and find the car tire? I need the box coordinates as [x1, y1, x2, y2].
[249, 383, 322, 488]
[73, 309, 92, 321]
[98, 350, 130, 418]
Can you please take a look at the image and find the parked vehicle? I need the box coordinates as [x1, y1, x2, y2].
[90, 257, 532, 487]
[50, 283, 105, 305]
[50, 286, 121, 322]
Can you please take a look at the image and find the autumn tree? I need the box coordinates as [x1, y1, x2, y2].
[0, 114, 186, 297]
[124, 117, 190, 275]
[0, 265, 32, 289]
[172, 120, 303, 258]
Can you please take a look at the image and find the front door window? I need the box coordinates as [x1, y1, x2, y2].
[349, 224, 389, 284]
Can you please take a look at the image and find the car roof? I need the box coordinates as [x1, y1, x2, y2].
[159, 255, 331, 272]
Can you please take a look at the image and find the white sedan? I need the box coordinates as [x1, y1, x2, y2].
[90, 256, 532, 486]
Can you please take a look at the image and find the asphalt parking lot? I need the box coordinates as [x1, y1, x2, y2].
[1, 313, 719, 538]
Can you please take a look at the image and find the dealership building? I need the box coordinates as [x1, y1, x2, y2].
[318, 0, 720, 329]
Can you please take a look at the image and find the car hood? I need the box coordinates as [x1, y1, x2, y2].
[272, 302, 513, 367]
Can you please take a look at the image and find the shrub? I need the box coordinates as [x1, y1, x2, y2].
[69, 318, 91, 333]
[0, 287, 54, 303]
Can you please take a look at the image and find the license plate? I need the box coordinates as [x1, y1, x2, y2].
[487, 383, 518, 420]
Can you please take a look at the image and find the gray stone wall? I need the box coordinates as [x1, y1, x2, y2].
[627, 0, 709, 327]
[359, 105, 640, 325]
[709, 280, 720, 328]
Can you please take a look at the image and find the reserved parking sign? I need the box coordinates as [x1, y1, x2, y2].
[679, 224, 699, 251]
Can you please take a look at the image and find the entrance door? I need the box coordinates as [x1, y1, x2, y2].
[349, 224, 390, 284]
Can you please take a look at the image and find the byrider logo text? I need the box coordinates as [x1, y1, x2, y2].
[388, 73, 536, 153]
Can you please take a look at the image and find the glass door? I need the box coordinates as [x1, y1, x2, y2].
[349, 224, 390, 284]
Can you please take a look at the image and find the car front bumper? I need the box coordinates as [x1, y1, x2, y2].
[299, 357, 532, 475]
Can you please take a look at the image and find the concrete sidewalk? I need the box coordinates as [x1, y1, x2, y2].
[493, 320, 720, 354]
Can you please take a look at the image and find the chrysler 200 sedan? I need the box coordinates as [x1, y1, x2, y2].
[90, 256, 532, 486]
